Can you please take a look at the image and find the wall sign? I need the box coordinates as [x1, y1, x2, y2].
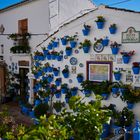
[122, 27, 140, 43]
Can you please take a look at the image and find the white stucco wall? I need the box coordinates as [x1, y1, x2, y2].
[36, 6, 140, 119]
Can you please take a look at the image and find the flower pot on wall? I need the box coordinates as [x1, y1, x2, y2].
[46, 53, 51, 60]
[83, 46, 90, 53]
[47, 44, 53, 50]
[70, 41, 77, 48]
[111, 47, 119, 55]
[82, 28, 90, 36]
[101, 93, 109, 100]
[114, 73, 121, 81]
[102, 38, 109, 46]
[77, 76, 84, 83]
[65, 49, 72, 56]
[101, 123, 110, 138]
[122, 56, 130, 64]
[57, 55, 63, 61]
[112, 87, 119, 94]
[127, 102, 134, 109]
[53, 70, 59, 76]
[132, 67, 140, 74]
[55, 92, 61, 98]
[62, 72, 69, 78]
[52, 41, 59, 48]
[109, 27, 117, 34]
[96, 22, 104, 29]
[61, 38, 67, 45]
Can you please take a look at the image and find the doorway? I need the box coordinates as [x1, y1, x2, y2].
[19, 68, 29, 96]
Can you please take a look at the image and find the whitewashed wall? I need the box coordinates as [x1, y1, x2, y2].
[36, 6, 140, 119]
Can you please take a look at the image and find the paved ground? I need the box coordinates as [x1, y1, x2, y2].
[0, 101, 33, 126]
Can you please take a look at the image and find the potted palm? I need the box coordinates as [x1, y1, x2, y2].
[109, 24, 117, 34]
[95, 16, 105, 29]
[80, 39, 92, 53]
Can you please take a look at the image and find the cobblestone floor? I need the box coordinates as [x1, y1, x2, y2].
[0, 101, 33, 126]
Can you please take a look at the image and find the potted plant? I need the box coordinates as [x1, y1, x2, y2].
[132, 62, 140, 74]
[80, 39, 92, 53]
[102, 36, 109, 47]
[109, 24, 117, 34]
[120, 50, 135, 64]
[65, 91, 71, 103]
[113, 70, 122, 81]
[53, 67, 59, 76]
[67, 35, 78, 48]
[65, 46, 72, 56]
[110, 41, 121, 55]
[62, 67, 69, 78]
[55, 78, 62, 86]
[51, 37, 59, 48]
[53, 101, 64, 112]
[109, 82, 120, 95]
[61, 36, 68, 45]
[70, 87, 78, 96]
[112, 107, 134, 137]
[47, 74, 54, 83]
[56, 51, 63, 61]
[81, 80, 93, 97]
[47, 42, 53, 50]
[95, 16, 105, 29]
[51, 50, 58, 60]
[82, 24, 91, 36]
[54, 89, 61, 98]
[76, 73, 84, 83]
[61, 83, 68, 94]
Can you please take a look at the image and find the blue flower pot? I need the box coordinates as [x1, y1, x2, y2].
[65, 49, 72, 56]
[84, 90, 91, 97]
[52, 41, 59, 48]
[83, 46, 90, 53]
[51, 54, 57, 60]
[71, 89, 78, 96]
[82, 28, 90, 36]
[35, 99, 41, 106]
[114, 73, 121, 81]
[47, 76, 53, 83]
[122, 56, 130, 64]
[70, 41, 77, 48]
[57, 55, 63, 61]
[132, 67, 140, 74]
[46, 54, 51, 60]
[101, 123, 110, 138]
[96, 22, 104, 29]
[77, 76, 84, 83]
[55, 93, 61, 98]
[47, 66, 53, 72]
[43, 67, 48, 72]
[61, 88, 67, 94]
[55, 80, 61, 86]
[127, 102, 134, 109]
[102, 39, 109, 46]
[101, 93, 109, 100]
[111, 47, 119, 55]
[43, 50, 48, 55]
[62, 72, 69, 78]
[109, 27, 117, 34]
[65, 97, 69, 103]
[61, 38, 67, 45]
[47, 44, 53, 50]
[112, 87, 119, 94]
[53, 70, 59, 76]
[44, 97, 49, 103]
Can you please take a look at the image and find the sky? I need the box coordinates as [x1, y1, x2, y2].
[0, 0, 140, 11]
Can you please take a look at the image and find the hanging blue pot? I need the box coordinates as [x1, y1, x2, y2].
[132, 67, 140, 74]
[122, 56, 130, 64]
[53, 70, 59, 76]
[83, 46, 90, 53]
[127, 102, 134, 109]
[47, 66, 53, 72]
[101, 93, 109, 100]
[65, 49, 72, 56]
[82, 28, 90, 36]
[101, 123, 110, 138]
[65, 97, 69, 103]
[102, 39, 109, 46]
[47, 76, 53, 83]
[55, 80, 61, 86]
[35, 62, 40, 67]
[112, 87, 119, 94]
[52, 41, 59, 48]
[61, 88, 67, 94]
[44, 97, 49, 103]
[29, 111, 35, 118]
[114, 73, 121, 81]
[133, 121, 140, 140]
[51, 54, 57, 60]
[61, 38, 67, 45]
[55, 92, 61, 98]
[57, 55, 63, 61]
[70, 41, 77, 48]
[35, 99, 41, 106]
[111, 47, 119, 55]
[34, 74, 39, 79]
[47, 44, 53, 50]
[43, 50, 48, 55]
[43, 67, 48, 73]
[77, 76, 84, 83]
[62, 72, 69, 78]
[71, 89, 78, 96]
[84, 90, 91, 97]
[46, 54, 51, 60]
[96, 22, 104, 29]
[109, 27, 117, 34]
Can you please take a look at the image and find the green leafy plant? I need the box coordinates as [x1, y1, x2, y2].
[95, 16, 105, 22]
[80, 39, 92, 48]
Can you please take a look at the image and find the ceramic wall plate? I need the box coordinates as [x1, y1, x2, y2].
[93, 43, 104, 53]
[70, 57, 78, 65]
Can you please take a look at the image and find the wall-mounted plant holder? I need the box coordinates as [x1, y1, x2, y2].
[109, 24, 117, 34]
[82, 24, 91, 36]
